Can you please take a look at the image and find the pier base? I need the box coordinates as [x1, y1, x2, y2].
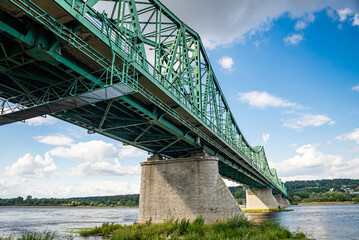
[274, 194, 291, 209]
[246, 189, 280, 209]
[138, 154, 242, 224]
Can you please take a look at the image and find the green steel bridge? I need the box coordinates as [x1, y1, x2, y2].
[0, 0, 287, 197]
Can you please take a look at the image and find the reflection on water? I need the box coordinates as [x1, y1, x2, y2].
[246, 211, 278, 224]
[246, 204, 359, 240]
[0, 206, 138, 239]
[1, 204, 359, 240]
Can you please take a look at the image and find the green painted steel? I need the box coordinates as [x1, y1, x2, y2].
[0, 0, 287, 197]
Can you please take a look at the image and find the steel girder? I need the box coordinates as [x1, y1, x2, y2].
[0, 0, 287, 197]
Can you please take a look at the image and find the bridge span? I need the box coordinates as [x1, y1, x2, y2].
[0, 0, 289, 222]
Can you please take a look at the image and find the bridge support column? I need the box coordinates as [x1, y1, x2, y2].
[274, 194, 290, 209]
[246, 189, 280, 210]
[138, 153, 242, 224]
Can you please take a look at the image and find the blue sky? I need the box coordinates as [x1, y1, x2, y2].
[1, 0, 359, 198]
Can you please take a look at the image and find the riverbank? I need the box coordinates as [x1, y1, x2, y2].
[298, 201, 357, 205]
[78, 215, 308, 240]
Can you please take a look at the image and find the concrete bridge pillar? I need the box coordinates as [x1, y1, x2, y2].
[274, 194, 290, 209]
[138, 153, 243, 224]
[246, 189, 280, 209]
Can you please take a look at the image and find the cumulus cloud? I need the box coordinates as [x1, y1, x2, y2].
[1, 180, 140, 198]
[238, 91, 302, 109]
[69, 160, 140, 176]
[338, 8, 352, 21]
[262, 133, 270, 145]
[283, 113, 334, 130]
[294, 13, 315, 30]
[96, 0, 359, 49]
[354, 13, 359, 25]
[50, 140, 147, 162]
[353, 84, 359, 91]
[336, 129, 359, 144]
[24, 116, 56, 126]
[50, 180, 140, 198]
[48, 140, 146, 176]
[50, 140, 119, 162]
[271, 144, 359, 180]
[34, 135, 74, 146]
[4, 153, 57, 178]
[294, 21, 307, 30]
[283, 33, 304, 45]
[218, 56, 234, 71]
[223, 178, 240, 187]
[0, 178, 17, 188]
[118, 145, 148, 159]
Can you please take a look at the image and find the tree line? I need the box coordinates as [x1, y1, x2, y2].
[0, 194, 139, 207]
[285, 179, 359, 204]
[1, 179, 358, 207]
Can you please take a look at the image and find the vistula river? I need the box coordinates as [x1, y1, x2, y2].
[0, 204, 359, 240]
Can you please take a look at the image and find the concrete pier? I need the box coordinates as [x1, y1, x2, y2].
[246, 189, 280, 209]
[138, 154, 243, 224]
[274, 194, 291, 209]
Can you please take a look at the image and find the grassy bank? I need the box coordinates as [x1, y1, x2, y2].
[79, 215, 308, 240]
[242, 209, 294, 213]
[298, 201, 356, 205]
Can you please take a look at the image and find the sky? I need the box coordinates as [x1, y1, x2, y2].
[1, 0, 359, 198]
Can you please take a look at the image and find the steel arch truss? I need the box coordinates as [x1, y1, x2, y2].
[0, 0, 287, 197]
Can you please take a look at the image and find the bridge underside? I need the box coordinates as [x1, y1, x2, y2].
[0, 0, 286, 197]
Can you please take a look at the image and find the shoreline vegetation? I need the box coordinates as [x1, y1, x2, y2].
[77, 215, 309, 240]
[1, 179, 358, 208]
[0, 194, 139, 207]
[298, 201, 357, 205]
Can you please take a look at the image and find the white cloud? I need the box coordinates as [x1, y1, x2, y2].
[262, 133, 270, 145]
[0, 178, 17, 188]
[69, 160, 140, 176]
[238, 91, 302, 109]
[223, 178, 240, 187]
[218, 56, 234, 71]
[118, 145, 148, 159]
[54, 180, 140, 198]
[354, 13, 359, 26]
[24, 116, 56, 126]
[283, 33, 304, 45]
[294, 21, 307, 30]
[34, 135, 74, 146]
[271, 144, 359, 180]
[2, 180, 140, 198]
[50, 140, 119, 162]
[96, 0, 359, 49]
[274, 144, 342, 170]
[4, 153, 57, 178]
[49, 140, 147, 162]
[294, 13, 315, 30]
[336, 129, 359, 144]
[352, 84, 359, 91]
[338, 8, 352, 21]
[283, 114, 333, 130]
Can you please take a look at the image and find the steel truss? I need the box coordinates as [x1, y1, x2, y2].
[0, 0, 287, 196]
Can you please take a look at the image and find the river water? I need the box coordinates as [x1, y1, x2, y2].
[0, 204, 358, 240]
